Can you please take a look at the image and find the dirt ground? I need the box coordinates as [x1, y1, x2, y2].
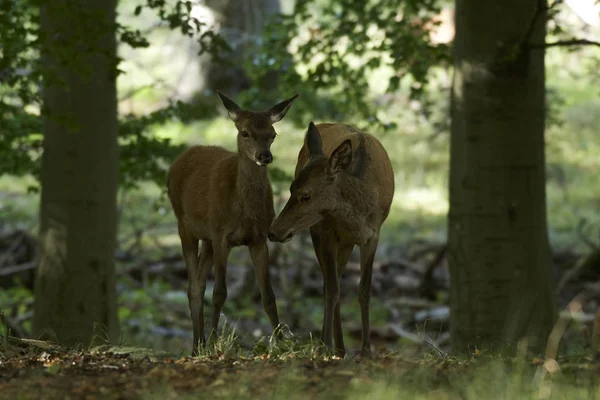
[0, 346, 419, 400]
[1, 339, 599, 400]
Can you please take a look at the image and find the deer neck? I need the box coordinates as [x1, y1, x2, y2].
[236, 155, 270, 198]
[333, 175, 376, 220]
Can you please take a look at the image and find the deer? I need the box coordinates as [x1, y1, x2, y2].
[167, 91, 298, 355]
[267, 122, 394, 357]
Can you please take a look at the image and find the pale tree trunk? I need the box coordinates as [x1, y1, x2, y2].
[33, 0, 119, 346]
[203, 0, 281, 94]
[448, 0, 556, 354]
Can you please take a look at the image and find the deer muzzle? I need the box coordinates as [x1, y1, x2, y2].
[256, 151, 273, 166]
[267, 228, 295, 243]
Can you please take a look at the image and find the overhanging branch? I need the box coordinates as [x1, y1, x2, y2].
[531, 39, 600, 49]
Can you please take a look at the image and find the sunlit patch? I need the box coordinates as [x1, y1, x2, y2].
[189, 4, 217, 32]
[396, 188, 448, 215]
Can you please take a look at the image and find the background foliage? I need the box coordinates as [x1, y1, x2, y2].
[1, 0, 600, 353]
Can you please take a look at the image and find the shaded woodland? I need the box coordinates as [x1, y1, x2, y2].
[1, 0, 600, 398]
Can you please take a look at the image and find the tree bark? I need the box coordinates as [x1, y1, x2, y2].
[203, 0, 281, 94]
[448, 0, 556, 354]
[33, 0, 119, 346]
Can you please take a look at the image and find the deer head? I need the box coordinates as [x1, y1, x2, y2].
[268, 122, 354, 242]
[217, 90, 299, 166]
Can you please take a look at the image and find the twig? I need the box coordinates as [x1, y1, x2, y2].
[531, 39, 600, 49]
[523, 1, 600, 51]
[521, 0, 564, 56]
[423, 338, 447, 358]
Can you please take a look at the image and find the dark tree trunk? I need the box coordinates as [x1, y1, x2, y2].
[203, 0, 281, 94]
[448, 0, 556, 354]
[33, 0, 120, 346]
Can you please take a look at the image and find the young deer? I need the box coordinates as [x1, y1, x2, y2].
[268, 122, 394, 357]
[167, 91, 298, 354]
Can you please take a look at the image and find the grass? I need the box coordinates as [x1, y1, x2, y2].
[1, 330, 598, 400]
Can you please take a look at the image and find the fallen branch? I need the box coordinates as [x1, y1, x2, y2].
[385, 297, 441, 309]
[555, 249, 600, 294]
[387, 323, 422, 343]
[0, 261, 36, 276]
[558, 310, 595, 323]
[545, 292, 585, 363]
[546, 283, 600, 363]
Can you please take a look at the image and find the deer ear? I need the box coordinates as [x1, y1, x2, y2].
[327, 139, 352, 174]
[306, 122, 324, 159]
[267, 94, 299, 123]
[217, 90, 242, 121]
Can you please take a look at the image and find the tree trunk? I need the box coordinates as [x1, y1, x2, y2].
[448, 0, 556, 354]
[203, 0, 281, 94]
[33, 0, 119, 346]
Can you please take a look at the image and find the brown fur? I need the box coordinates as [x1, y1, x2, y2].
[295, 123, 394, 215]
[167, 91, 298, 354]
[269, 122, 394, 357]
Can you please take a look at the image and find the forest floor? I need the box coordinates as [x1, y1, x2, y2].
[1, 338, 599, 400]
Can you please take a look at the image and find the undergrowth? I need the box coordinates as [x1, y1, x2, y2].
[1, 327, 598, 400]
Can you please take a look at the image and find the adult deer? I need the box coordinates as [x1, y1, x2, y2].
[268, 122, 394, 357]
[167, 91, 298, 354]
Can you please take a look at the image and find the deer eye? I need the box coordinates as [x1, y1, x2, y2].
[300, 193, 311, 202]
[240, 130, 249, 138]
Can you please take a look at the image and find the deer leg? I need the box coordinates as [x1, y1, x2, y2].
[312, 229, 338, 352]
[322, 246, 339, 353]
[197, 240, 213, 346]
[249, 239, 280, 336]
[358, 231, 380, 357]
[333, 244, 353, 357]
[309, 229, 327, 343]
[178, 221, 200, 355]
[210, 239, 230, 339]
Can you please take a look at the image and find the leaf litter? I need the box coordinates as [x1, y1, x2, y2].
[1, 336, 599, 399]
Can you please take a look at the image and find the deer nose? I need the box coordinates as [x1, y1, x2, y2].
[283, 229, 294, 242]
[258, 151, 273, 165]
[268, 229, 295, 243]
